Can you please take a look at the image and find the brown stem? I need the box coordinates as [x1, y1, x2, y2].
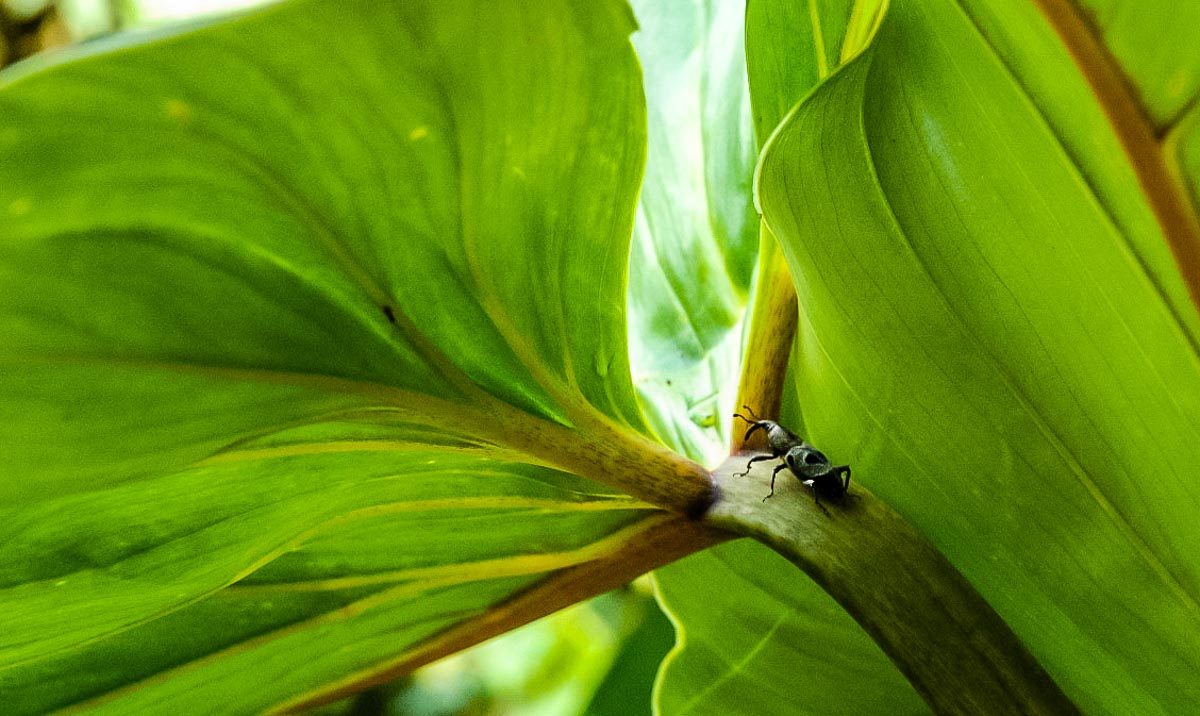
[731, 223, 798, 451]
[460, 399, 716, 518]
[708, 456, 1080, 716]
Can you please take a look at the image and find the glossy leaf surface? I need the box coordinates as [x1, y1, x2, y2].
[755, 1, 1200, 713]
[0, 1, 706, 711]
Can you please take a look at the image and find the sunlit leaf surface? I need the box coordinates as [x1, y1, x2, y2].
[0, 0, 687, 711]
[756, 1, 1200, 713]
[625, 0, 758, 467]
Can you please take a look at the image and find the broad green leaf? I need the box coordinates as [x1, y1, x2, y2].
[952, 0, 1200, 354]
[0, 0, 652, 503]
[0, 449, 654, 713]
[653, 541, 926, 716]
[659, 0, 1200, 713]
[757, 1, 1200, 714]
[0, 0, 710, 711]
[744, 0, 860, 142]
[625, 0, 758, 466]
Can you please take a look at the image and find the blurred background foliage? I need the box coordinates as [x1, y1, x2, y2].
[1, 0, 268, 64]
[0, 1, 682, 714]
[2, 0, 266, 66]
[2, 0, 278, 66]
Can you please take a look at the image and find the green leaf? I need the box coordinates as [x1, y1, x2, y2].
[757, 0, 1200, 713]
[658, 0, 1200, 712]
[745, 0, 859, 142]
[0, 0, 663, 503]
[0, 0, 712, 711]
[654, 541, 926, 716]
[0, 449, 655, 712]
[1171, 105, 1200, 214]
[951, 0, 1200, 350]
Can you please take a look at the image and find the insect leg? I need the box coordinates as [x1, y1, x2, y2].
[838, 465, 851, 491]
[802, 478, 831, 516]
[733, 453, 775, 478]
[763, 462, 789, 502]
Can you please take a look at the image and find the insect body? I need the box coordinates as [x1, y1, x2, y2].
[733, 406, 851, 508]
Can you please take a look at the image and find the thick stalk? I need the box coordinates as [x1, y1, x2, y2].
[731, 223, 797, 451]
[707, 455, 1079, 716]
[465, 398, 716, 517]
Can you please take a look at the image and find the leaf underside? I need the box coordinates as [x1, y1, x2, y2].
[0, 1, 706, 711]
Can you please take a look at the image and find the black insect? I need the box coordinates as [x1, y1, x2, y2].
[733, 405, 851, 508]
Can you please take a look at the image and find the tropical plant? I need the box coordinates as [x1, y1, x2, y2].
[2, 0, 1199, 713]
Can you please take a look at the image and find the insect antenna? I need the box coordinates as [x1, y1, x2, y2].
[733, 404, 763, 425]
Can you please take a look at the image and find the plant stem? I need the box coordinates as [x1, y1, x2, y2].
[705, 455, 1080, 716]
[731, 223, 798, 449]
[446, 397, 717, 517]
